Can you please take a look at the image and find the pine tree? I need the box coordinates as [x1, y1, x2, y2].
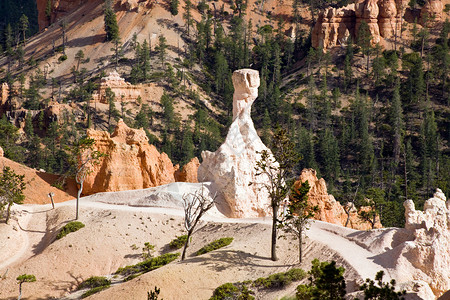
[104, 0, 119, 42]
[156, 35, 168, 69]
[357, 21, 373, 76]
[170, 0, 179, 15]
[389, 81, 404, 165]
[19, 14, 29, 46]
[183, 0, 193, 36]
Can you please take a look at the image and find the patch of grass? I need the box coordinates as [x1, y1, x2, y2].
[78, 276, 111, 290]
[56, 221, 85, 240]
[169, 235, 188, 249]
[115, 252, 180, 276]
[196, 237, 233, 256]
[81, 285, 110, 298]
[253, 268, 306, 289]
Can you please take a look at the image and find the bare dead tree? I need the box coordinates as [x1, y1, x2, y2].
[181, 185, 216, 261]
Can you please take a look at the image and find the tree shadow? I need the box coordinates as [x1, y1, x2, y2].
[66, 34, 105, 48]
[183, 249, 296, 272]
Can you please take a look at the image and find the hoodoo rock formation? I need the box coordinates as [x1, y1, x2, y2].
[295, 169, 382, 230]
[92, 71, 142, 104]
[312, 0, 444, 49]
[399, 189, 450, 296]
[0, 83, 8, 106]
[198, 69, 272, 218]
[83, 119, 196, 195]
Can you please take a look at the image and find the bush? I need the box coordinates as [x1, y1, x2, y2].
[56, 221, 85, 239]
[81, 285, 110, 298]
[58, 54, 67, 62]
[169, 235, 188, 249]
[196, 237, 233, 256]
[210, 283, 239, 300]
[78, 276, 111, 290]
[254, 268, 306, 289]
[115, 252, 180, 276]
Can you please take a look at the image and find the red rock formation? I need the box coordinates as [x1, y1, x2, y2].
[294, 169, 381, 230]
[36, 0, 87, 30]
[92, 71, 142, 104]
[174, 157, 200, 183]
[378, 0, 397, 39]
[83, 119, 178, 195]
[355, 0, 381, 44]
[420, 0, 444, 27]
[0, 146, 3, 157]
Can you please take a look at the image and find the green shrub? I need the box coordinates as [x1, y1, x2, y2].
[58, 54, 67, 62]
[78, 276, 111, 290]
[115, 252, 180, 276]
[196, 237, 233, 256]
[254, 268, 306, 289]
[56, 221, 85, 239]
[81, 285, 110, 298]
[210, 283, 239, 300]
[169, 235, 188, 249]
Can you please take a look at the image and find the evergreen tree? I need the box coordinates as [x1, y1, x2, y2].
[156, 35, 168, 68]
[104, 0, 119, 42]
[389, 81, 404, 165]
[170, 0, 179, 16]
[19, 14, 29, 45]
[183, 0, 193, 36]
[357, 21, 373, 76]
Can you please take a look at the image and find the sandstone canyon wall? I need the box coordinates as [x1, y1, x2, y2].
[295, 169, 382, 230]
[312, 0, 444, 49]
[198, 69, 273, 218]
[83, 119, 197, 195]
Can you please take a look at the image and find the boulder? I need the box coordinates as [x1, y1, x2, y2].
[294, 168, 381, 230]
[83, 119, 177, 195]
[198, 69, 272, 218]
[400, 189, 450, 296]
[175, 157, 200, 183]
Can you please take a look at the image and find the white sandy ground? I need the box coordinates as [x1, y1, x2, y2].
[0, 183, 436, 300]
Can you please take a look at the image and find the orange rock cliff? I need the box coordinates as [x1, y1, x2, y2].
[295, 168, 382, 230]
[83, 119, 198, 195]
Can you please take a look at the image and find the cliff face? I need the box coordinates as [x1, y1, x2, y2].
[295, 169, 381, 230]
[37, 0, 90, 30]
[83, 119, 197, 195]
[312, 0, 444, 49]
[92, 71, 142, 104]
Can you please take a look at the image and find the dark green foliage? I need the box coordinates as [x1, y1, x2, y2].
[254, 268, 307, 289]
[81, 285, 110, 298]
[360, 271, 406, 299]
[170, 0, 179, 15]
[196, 237, 233, 256]
[0, 166, 26, 224]
[210, 283, 240, 300]
[78, 276, 111, 290]
[148, 286, 162, 300]
[296, 259, 346, 300]
[56, 221, 85, 239]
[0, 0, 38, 42]
[169, 235, 188, 249]
[114, 253, 180, 276]
[104, 0, 119, 42]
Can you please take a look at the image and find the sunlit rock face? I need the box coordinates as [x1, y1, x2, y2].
[198, 69, 272, 218]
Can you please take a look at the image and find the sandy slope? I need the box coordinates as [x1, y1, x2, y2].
[0, 182, 402, 300]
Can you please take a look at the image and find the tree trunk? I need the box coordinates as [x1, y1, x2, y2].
[298, 231, 303, 263]
[76, 181, 83, 220]
[181, 230, 192, 261]
[6, 202, 12, 224]
[18, 282, 22, 300]
[271, 205, 278, 261]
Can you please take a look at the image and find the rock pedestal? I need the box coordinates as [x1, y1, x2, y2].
[198, 69, 272, 218]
